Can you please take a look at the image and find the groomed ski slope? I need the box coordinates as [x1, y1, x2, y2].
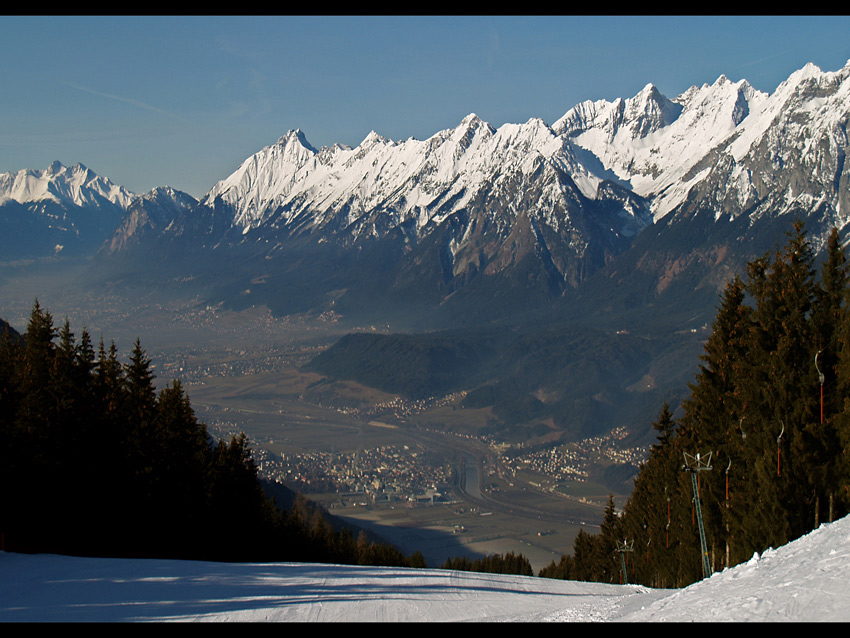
[2, 513, 850, 622]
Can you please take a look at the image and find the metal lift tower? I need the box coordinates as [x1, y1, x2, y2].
[683, 451, 713, 579]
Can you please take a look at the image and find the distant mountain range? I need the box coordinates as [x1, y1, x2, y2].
[4, 60, 848, 318]
[3, 59, 849, 444]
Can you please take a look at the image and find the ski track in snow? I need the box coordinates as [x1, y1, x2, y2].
[3, 514, 850, 622]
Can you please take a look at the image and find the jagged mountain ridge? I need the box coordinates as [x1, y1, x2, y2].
[101, 186, 199, 256]
[196, 114, 653, 272]
[0, 162, 206, 262]
[200, 115, 619, 238]
[555, 60, 850, 227]
[98, 113, 656, 320]
[571, 60, 850, 332]
[674, 62, 850, 224]
[0, 160, 135, 210]
[199, 60, 850, 238]
[5, 59, 850, 325]
[103, 60, 850, 320]
[553, 76, 767, 218]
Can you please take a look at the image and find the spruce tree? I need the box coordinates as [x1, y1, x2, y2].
[543, 222, 850, 588]
[676, 275, 752, 573]
[17, 301, 57, 439]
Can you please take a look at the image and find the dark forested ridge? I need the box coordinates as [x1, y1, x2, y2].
[441, 551, 534, 577]
[306, 320, 703, 444]
[540, 221, 850, 587]
[0, 303, 423, 567]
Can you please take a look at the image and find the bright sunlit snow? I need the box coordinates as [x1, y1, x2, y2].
[3, 513, 849, 622]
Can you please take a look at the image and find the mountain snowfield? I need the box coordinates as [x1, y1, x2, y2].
[2, 512, 849, 622]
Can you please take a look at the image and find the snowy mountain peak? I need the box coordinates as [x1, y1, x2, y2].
[276, 128, 317, 153]
[144, 184, 176, 199]
[138, 185, 198, 208]
[201, 127, 325, 228]
[623, 83, 682, 137]
[772, 59, 850, 101]
[552, 82, 681, 144]
[635, 82, 662, 101]
[797, 61, 824, 79]
[0, 161, 135, 209]
[458, 113, 494, 132]
[79, 58, 850, 322]
[359, 130, 394, 149]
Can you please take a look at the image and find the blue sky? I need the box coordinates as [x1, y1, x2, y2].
[2, 15, 850, 199]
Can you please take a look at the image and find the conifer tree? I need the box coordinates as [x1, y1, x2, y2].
[674, 275, 753, 573]
[725, 221, 819, 553]
[800, 230, 848, 527]
[620, 404, 687, 586]
[17, 301, 57, 437]
[152, 380, 212, 540]
[124, 338, 157, 418]
[1, 304, 424, 564]
[120, 338, 161, 518]
[94, 338, 123, 421]
[829, 230, 850, 520]
[543, 222, 850, 588]
[598, 494, 622, 582]
[813, 227, 847, 410]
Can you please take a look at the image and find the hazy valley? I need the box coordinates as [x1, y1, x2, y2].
[0, 259, 653, 570]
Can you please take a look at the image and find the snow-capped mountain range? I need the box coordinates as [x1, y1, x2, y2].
[0, 160, 134, 210]
[4, 59, 850, 321]
[195, 59, 850, 237]
[200, 114, 628, 240]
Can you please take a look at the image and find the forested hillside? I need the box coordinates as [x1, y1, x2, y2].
[541, 221, 850, 587]
[0, 304, 423, 567]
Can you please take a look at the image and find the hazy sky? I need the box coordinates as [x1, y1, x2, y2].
[2, 15, 850, 199]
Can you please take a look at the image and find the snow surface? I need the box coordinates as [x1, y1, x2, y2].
[3, 513, 850, 622]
